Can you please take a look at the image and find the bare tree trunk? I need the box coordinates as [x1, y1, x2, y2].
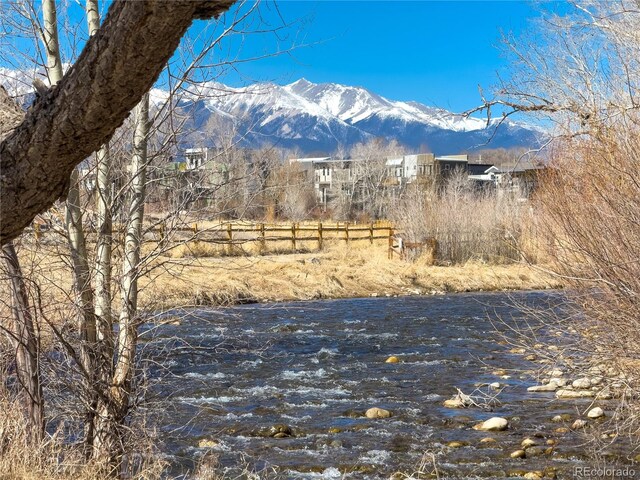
[85, 0, 114, 456]
[93, 93, 149, 476]
[44, 0, 98, 451]
[1, 243, 44, 444]
[42, 0, 63, 84]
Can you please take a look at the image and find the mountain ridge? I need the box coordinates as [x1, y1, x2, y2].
[180, 78, 543, 154]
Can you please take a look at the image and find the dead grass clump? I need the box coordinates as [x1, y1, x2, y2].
[392, 171, 528, 265]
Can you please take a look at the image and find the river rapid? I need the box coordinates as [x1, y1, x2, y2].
[142, 291, 634, 479]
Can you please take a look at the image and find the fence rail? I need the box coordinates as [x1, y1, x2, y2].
[28, 221, 398, 255]
[155, 221, 395, 252]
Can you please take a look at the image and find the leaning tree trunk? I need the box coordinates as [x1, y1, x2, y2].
[93, 93, 149, 477]
[43, 0, 97, 450]
[0, 0, 236, 245]
[1, 243, 45, 444]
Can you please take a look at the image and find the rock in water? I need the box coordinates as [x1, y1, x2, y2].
[510, 449, 526, 459]
[571, 419, 587, 429]
[365, 407, 391, 419]
[556, 388, 595, 399]
[198, 438, 218, 448]
[443, 392, 472, 409]
[587, 407, 604, 419]
[527, 383, 559, 392]
[473, 417, 508, 432]
[385, 356, 400, 363]
[572, 378, 591, 389]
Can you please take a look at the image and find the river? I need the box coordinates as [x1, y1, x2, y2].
[141, 291, 632, 479]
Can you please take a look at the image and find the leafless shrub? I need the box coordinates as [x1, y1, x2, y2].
[392, 170, 528, 264]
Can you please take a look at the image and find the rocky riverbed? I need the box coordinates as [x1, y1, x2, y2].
[143, 291, 639, 479]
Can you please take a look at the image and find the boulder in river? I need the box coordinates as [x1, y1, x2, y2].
[587, 407, 604, 419]
[365, 407, 391, 419]
[385, 356, 400, 363]
[472, 417, 508, 432]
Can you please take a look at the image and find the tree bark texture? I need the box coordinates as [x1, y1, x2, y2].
[1, 243, 45, 443]
[0, 0, 235, 244]
[93, 93, 149, 475]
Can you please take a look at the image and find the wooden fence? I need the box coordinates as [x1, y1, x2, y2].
[29, 220, 397, 253]
[158, 221, 395, 253]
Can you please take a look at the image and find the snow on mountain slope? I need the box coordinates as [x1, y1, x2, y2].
[285, 78, 489, 132]
[187, 78, 542, 153]
[0, 67, 541, 153]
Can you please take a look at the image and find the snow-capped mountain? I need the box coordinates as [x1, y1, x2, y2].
[178, 78, 543, 154]
[1, 67, 542, 154]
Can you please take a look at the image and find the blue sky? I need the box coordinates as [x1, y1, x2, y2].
[210, 1, 555, 113]
[2, 1, 557, 115]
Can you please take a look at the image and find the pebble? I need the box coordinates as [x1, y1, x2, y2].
[587, 407, 604, 419]
[556, 388, 595, 398]
[443, 393, 471, 409]
[510, 449, 526, 459]
[385, 356, 400, 363]
[524, 354, 537, 361]
[525, 446, 545, 457]
[572, 419, 587, 429]
[365, 407, 391, 419]
[527, 383, 558, 392]
[509, 347, 526, 354]
[524, 472, 543, 480]
[572, 378, 592, 389]
[328, 427, 342, 434]
[521, 438, 537, 448]
[555, 427, 569, 434]
[472, 417, 508, 432]
[551, 413, 571, 422]
[446, 441, 468, 448]
[198, 439, 218, 448]
[480, 437, 497, 444]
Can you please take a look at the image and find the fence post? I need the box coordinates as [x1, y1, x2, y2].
[227, 223, 233, 255]
[318, 222, 323, 251]
[260, 223, 266, 254]
[291, 223, 297, 252]
[388, 228, 394, 259]
[369, 222, 374, 245]
[345, 222, 350, 245]
[34, 223, 41, 246]
[159, 221, 166, 245]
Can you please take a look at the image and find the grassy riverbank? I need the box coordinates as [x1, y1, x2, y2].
[142, 243, 562, 310]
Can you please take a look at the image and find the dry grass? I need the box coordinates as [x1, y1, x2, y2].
[142, 241, 561, 310]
